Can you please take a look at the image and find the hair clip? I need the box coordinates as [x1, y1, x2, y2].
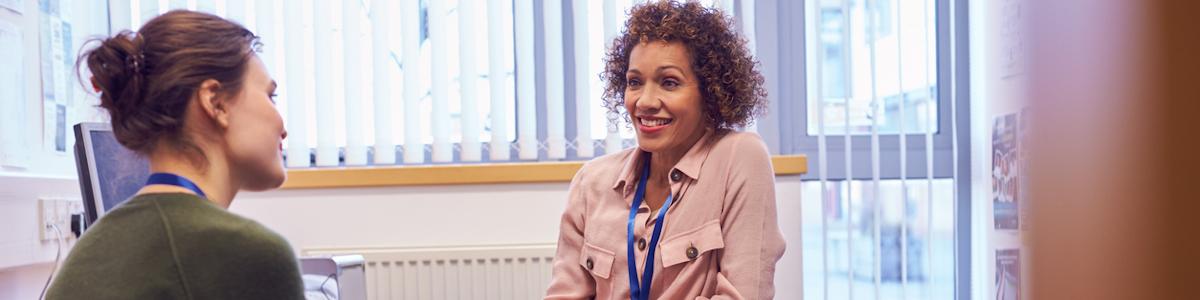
[125, 53, 145, 74]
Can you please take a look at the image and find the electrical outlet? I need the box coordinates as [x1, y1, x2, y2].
[39, 198, 81, 241]
[68, 201, 83, 218]
[38, 199, 54, 241]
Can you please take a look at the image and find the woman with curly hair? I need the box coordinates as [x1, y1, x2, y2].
[545, 1, 784, 299]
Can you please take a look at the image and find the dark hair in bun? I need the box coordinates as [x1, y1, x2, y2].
[78, 10, 261, 161]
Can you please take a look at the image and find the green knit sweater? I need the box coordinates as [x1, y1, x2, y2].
[46, 193, 305, 299]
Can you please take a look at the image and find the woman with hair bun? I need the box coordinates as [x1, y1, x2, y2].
[46, 10, 303, 299]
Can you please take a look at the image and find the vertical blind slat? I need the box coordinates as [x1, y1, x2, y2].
[430, 0, 452, 163]
[572, 0, 594, 158]
[949, 0, 963, 295]
[741, 0, 757, 54]
[221, 0, 242, 24]
[130, 0, 141, 30]
[808, 0, 830, 298]
[283, 0, 310, 167]
[253, 0, 274, 98]
[243, 0, 257, 34]
[313, 0, 338, 167]
[740, 0, 758, 133]
[895, 0, 910, 298]
[719, 0, 742, 139]
[343, 0, 368, 166]
[867, 0, 884, 297]
[487, 0, 513, 161]
[459, 0, 483, 162]
[544, 0, 568, 160]
[215, 0, 226, 17]
[841, 0, 855, 297]
[371, 0, 397, 165]
[194, 0, 213, 13]
[401, 0, 424, 164]
[109, 0, 131, 36]
[923, 0, 936, 294]
[602, 0, 623, 155]
[718, 0, 735, 18]
[515, 0, 539, 160]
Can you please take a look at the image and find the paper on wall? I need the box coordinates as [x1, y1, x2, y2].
[39, 0, 69, 153]
[0, 20, 29, 168]
[995, 249, 1020, 300]
[0, 0, 24, 15]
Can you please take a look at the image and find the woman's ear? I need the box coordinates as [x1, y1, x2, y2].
[196, 79, 230, 129]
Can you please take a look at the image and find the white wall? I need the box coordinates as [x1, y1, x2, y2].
[232, 182, 571, 250]
[0, 2, 109, 299]
[968, 0, 1030, 298]
[0, 175, 81, 270]
[231, 176, 806, 298]
[0, 262, 54, 300]
[0, 174, 80, 299]
[0, 174, 804, 298]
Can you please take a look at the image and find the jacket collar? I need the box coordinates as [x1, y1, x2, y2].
[611, 129, 720, 197]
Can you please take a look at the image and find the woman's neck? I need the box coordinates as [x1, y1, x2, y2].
[646, 129, 708, 187]
[139, 150, 238, 209]
[648, 151, 682, 187]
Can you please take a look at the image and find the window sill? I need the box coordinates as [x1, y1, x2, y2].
[280, 155, 807, 189]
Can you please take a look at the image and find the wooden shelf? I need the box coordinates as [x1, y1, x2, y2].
[280, 155, 807, 189]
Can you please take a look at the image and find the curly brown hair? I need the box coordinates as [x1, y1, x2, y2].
[601, 0, 767, 130]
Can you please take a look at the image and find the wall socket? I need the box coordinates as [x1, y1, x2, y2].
[39, 198, 83, 241]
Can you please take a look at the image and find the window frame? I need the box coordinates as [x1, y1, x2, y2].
[781, 0, 959, 182]
[760, 0, 973, 299]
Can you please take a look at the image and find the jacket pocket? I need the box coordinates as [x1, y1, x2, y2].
[579, 241, 616, 279]
[659, 219, 725, 268]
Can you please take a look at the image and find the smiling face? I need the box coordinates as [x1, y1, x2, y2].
[222, 55, 288, 191]
[624, 41, 708, 156]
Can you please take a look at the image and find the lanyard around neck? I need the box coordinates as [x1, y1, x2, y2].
[145, 173, 208, 198]
[626, 156, 675, 300]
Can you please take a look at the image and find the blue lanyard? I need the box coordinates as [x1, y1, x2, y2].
[627, 158, 675, 300]
[145, 173, 208, 198]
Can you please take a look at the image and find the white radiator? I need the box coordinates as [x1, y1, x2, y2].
[304, 244, 557, 300]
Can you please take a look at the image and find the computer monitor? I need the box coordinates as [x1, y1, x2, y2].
[73, 122, 151, 228]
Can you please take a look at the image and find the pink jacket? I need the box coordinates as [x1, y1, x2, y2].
[545, 130, 786, 300]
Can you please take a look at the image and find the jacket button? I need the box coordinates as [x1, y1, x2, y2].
[670, 169, 683, 182]
[638, 238, 647, 251]
[686, 246, 699, 260]
[586, 258, 594, 270]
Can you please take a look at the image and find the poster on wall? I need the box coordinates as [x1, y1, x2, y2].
[39, 0, 72, 153]
[995, 249, 1021, 300]
[1017, 107, 1031, 230]
[993, 113, 1020, 230]
[0, 20, 29, 168]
